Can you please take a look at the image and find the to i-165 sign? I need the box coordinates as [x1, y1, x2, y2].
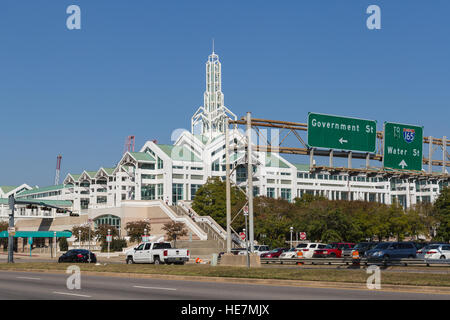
[383, 122, 423, 171]
[307, 113, 377, 153]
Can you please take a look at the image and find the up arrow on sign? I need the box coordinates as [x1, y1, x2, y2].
[399, 160, 408, 169]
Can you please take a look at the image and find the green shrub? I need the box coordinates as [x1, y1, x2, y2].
[101, 238, 127, 252]
[59, 237, 69, 251]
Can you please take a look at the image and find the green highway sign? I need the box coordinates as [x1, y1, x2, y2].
[383, 122, 423, 171]
[307, 113, 377, 153]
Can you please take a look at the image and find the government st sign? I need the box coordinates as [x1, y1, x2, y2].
[383, 122, 423, 171]
[307, 113, 377, 153]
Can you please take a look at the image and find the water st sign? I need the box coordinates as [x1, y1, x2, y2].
[383, 122, 423, 171]
[307, 113, 377, 153]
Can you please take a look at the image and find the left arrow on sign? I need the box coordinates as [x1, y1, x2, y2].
[339, 137, 348, 144]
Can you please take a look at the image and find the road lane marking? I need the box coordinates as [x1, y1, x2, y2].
[53, 292, 92, 298]
[16, 276, 41, 280]
[133, 285, 177, 291]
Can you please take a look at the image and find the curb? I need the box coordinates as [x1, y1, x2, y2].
[1, 268, 450, 295]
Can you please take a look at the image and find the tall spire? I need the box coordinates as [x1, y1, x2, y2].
[191, 48, 236, 140]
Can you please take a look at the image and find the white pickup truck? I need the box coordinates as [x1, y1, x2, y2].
[125, 242, 190, 265]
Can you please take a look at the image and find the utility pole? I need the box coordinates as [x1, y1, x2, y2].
[8, 195, 15, 263]
[246, 112, 254, 252]
[225, 118, 232, 253]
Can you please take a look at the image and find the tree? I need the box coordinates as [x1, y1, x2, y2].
[162, 221, 188, 248]
[95, 224, 118, 245]
[434, 187, 450, 242]
[59, 237, 69, 251]
[321, 229, 342, 243]
[387, 202, 409, 241]
[406, 205, 428, 240]
[192, 177, 246, 228]
[125, 220, 151, 243]
[71, 225, 90, 242]
[0, 221, 9, 250]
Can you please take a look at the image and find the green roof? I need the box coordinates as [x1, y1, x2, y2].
[0, 198, 72, 207]
[103, 168, 115, 175]
[0, 231, 72, 238]
[68, 174, 82, 181]
[16, 184, 72, 197]
[85, 171, 98, 179]
[293, 164, 310, 172]
[158, 144, 202, 162]
[0, 186, 19, 194]
[265, 153, 290, 169]
[129, 152, 156, 162]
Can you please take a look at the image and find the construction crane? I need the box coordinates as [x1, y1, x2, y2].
[124, 135, 135, 154]
[54, 155, 62, 185]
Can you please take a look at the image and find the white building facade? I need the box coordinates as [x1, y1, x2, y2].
[2, 50, 448, 220]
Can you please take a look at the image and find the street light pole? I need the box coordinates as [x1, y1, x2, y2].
[54, 231, 57, 259]
[7, 195, 15, 263]
[78, 230, 81, 249]
[290, 227, 293, 249]
[107, 228, 111, 259]
[88, 220, 91, 263]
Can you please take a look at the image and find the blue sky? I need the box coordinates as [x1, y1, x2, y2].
[1, 1, 449, 186]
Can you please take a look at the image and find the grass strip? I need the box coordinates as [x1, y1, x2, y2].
[0, 262, 449, 287]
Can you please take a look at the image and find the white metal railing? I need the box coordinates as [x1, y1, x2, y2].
[178, 201, 227, 240]
[159, 201, 207, 240]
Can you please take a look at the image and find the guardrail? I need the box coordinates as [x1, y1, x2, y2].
[260, 257, 450, 267]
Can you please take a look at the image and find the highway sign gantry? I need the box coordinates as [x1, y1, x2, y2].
[383, 122, 423, 171]
[307, 113, 377, 153]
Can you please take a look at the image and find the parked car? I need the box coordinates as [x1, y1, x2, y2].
[279, 247, 302, 259]
[342, 242, 379, 258]
[365, 242, 417, 260]
[58, 249, 97, 263]
[295, 243, 327, 258]
[413, 242, 429, 250]
[416, 243, 450, 260]
[237, 245, 270, 256]
[125, 242, 189, 265]
[313, 242, 355, 258]
[260, 248, 288, 258]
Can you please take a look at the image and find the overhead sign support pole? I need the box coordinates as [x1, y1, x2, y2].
[246, 112, 254, 253]
[443, 136, 447, 174]
[225, 118, 232, 253]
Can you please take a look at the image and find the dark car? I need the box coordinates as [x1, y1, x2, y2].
[58, 249, 97, 263]
[365, 242, 417, 260]
[342, 242, 379, 258]
[260, 248, 288, 258]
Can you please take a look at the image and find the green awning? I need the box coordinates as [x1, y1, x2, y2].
[0, 231, 72, 238]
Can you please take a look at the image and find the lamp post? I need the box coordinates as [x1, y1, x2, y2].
[289, 227, 294, 249]
[107, 229, 111, 259]
[87, 220, 91, 263]
[78, 230, 81, 249]
[144, 228, 148, 242]
[54, 231, 57, 259]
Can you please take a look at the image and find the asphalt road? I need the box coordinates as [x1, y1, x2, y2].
[0, 270, 449, 300]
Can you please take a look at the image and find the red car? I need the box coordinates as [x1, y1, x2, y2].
[260, 248, 288, 258]
[313, 242, 355, 258]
